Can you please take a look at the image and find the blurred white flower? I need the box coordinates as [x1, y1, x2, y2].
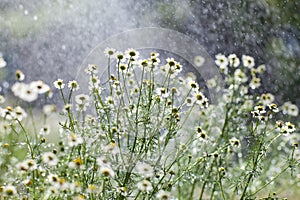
[43, 104, 57, 115]
[242, 55, 255, 68]
[228, 54, 240, 67]
[260, 93, 274, 105]
[68, 80, 80, 91]
[53, 79, 65, 89]
[137, 180, 153, 192]
[68, 133, 83, 147]
[14, 106, 27, 121]
[125, 48, 139, 59]
[75, 94, 90, 105]
[40, 125, 50, 135]
[15, 70, 25, 81]
[215, 53, 228, 68]
[0, 95, 5, 104]
[249, 77, 261, 89]
[12, 82, 38, 102]
[104, 47, 116, 57]
[0, 56, 7, 68]
[30, 80, 50, 94]
[100, 166, 115, 177]
[234, 69, 248, 82]
[156, 87, 169, 98]
[42, 152, 59, 166]
[156, 190, 170, 200]
[3, 185, 17, 197]
[257, 64, 266, 74]
[194, 55, 205, 67]
[136, 162, 154, 178]
[85, 64, 98, 74]
[288, 104, 299, 117]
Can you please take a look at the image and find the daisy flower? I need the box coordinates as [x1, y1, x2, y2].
[68, 133, 83, 147]
[43, 104, 57, 115]
[149, 56, 160, 66]
[0, 95, 5, 104]
[288, 104, 299, 117]
[40, 125, 51, 135]
[104, 47, 115, 57]
[228, 54, 240, 67]
[100, 166, 115, 178]
[193, 92, 205, 105]
[166, 57, 177, 67]
[215, 53, 228, 68]
[0, 106, 15, 120]
[115, 51, 125, 61]
[125, 48, 139, 59]
[267, 103, 279, 113]
[75, 94, 90, 105]
[185, 97, 194, 107]
[150, 52, 159, 58]
[249, 77, 261, 89]
[105, 96, 115, 105]
[137, 180, 153, 192]
[53, 79, 65, 89]
[257, 64, 266, 74]
[156, 87, 169, 98]
[136, 162, 154, 178]
[14, 106, 27, 121]
[234, 69, 248, 82]
[84, 64, 98, 74]
[17, 83, 39, 102]
[230, 137, 241, 148]
[194, 55, 205, 67]
[156, 190, 171, 200]
[68, 80, 80, 91]
[47, 174, 60, 185]
[3, 185, 17, 197]
[188, 80, 199, 90]
[30, 80, 50, 94]
[284, 122, 296, 133]
[260, 93, 274, 105]
[0, 56, 7, 68]
[242, 55, 255, 68]
[42, 152, 59, 166]
[15, 70, 25, 81]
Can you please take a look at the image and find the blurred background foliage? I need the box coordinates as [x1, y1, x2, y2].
[0, 0, 299, 108]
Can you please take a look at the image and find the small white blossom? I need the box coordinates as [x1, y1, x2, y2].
[3, 185, 17, 196]
[260, 93, 274, 105]
[234, 69, 248, 82]
[68, 80, 80, 91]
[30, 80, 50, 94]
[15, 70, 25, 81]
[136, 162, 154, 178]
[42, 152, 59, 166]
[194, 55, 205, 67]
[104, 47, 116, 57]
[228, 54, 240, 67]
[137, 180, 153, 192]
[0, 56, 7, 68]
[68, 133, 83, 147]
[215, 53, 228, 68]
[242, 55, 255, 68]
[43, 104, 57, 115]
[100, 166, 115, 177]
[156, 190, 170, 200]
[249, 77, 261, 89]
[53, 79, 65, 89]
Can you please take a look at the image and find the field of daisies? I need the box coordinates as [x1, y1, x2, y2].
[0, 49, 299, 199]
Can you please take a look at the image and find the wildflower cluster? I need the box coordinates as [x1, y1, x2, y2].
[0, 50, 299, 199]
